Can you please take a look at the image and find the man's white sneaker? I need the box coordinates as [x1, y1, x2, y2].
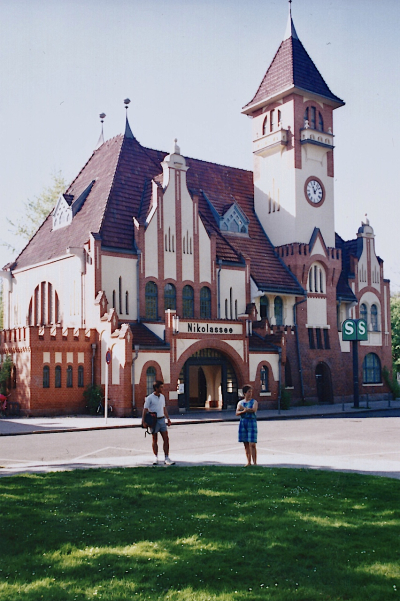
[152, 459, 159, 466]
[164, 458, 175, 466]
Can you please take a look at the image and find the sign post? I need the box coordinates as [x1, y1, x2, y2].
[342, 319, 368, 408]
[105, 350, 111, 424]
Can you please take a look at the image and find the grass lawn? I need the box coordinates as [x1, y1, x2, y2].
[1, 466, 400, 600]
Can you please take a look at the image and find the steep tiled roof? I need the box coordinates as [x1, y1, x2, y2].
[335, 233, 358, 302]
[243, 29, 343, 111]
[13, 129, 303, 295]
[129, 322, 169, 349]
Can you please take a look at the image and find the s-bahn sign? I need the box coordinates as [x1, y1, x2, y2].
[180, 321, 243, 335]
[342, 319, 368, 341]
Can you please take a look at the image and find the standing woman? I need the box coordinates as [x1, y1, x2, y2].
[236, 385, 258, 466]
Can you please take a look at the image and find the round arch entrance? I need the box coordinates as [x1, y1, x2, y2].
[315, 362, 333, 404]
[178, 348, 238, 411]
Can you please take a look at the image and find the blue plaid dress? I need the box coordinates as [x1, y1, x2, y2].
[238, 399, 258, 443]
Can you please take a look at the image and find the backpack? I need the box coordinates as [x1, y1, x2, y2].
[143, 411, 157, 436]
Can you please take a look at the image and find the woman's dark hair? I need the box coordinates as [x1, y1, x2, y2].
[242, 385, 252, 395]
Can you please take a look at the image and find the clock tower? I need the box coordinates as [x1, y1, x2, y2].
[242, 5, 344, 249]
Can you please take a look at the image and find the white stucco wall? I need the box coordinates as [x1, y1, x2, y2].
[220, 269, 246, 319]
[101, 255, 138, 321]
[145, 212, 159, 279]
[199, 220, 211, 284]
[249, 353, 279, 381]
[9, 255, 82, 329]
[306, 297, 327, 326]
[135, 352, 171, 385]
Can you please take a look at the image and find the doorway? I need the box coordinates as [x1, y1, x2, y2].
[315, 362, 333, 404]
[178, 348, 238, 411]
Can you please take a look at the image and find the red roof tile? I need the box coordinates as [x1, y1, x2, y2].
[244, 36, 343, 111]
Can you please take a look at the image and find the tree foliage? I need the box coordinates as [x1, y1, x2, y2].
[6, 171, 66, 252]
[0, 355, 13, 395]
[390, 294, 400, 372]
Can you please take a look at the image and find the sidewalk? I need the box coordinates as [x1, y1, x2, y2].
[1, 398, 399, 436]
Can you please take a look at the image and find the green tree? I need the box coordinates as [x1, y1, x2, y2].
[6, 171, 66, 251]
[0, 355, 12, 395]
[391, 294, 400, 373]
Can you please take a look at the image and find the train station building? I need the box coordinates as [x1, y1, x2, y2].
[0, 9, 392, 415]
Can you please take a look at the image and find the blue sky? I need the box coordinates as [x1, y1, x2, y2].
[0, 0, 399, 291]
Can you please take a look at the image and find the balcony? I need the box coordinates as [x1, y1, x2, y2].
[253, 128, 288, 157]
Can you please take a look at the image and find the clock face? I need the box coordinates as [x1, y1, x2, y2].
[305, 178, 325, 206]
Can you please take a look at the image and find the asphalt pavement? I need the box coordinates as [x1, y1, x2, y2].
[1, 398, 400, 479]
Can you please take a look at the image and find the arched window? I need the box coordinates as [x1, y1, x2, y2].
[260, 365, 269, 392]
[43, 365, 50, 388]
[362, 353, 381, 384]
[318, 112, 324, 132]
[146, 366, 156, 396]
[360, 303, 368, 323]
[270, 109, 275, 132]
[260, 296, 269, 320]
[262, 115, 268, 135]
[67, 366, 73, 388]
[274, 296, 283, 326]
[308, 263, 325, 294]
[164, 283, 176, 311]
[285, 359, 293, 388]
[371, 304, 379, 331]
[200, 287, 211, 319]
[112, 290, 116, 309]
[310, 106, 316, 129]
[125, 291, 129, 315]
[304, 107, 309, 127]
[145, 281, 158, 320]
[78, 365, 84, 388]
[182, 285, 194, 318]
[55, 365, 61, 388]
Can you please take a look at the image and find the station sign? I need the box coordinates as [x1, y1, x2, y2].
[342, 319, 368, 341]
[179, 321, 243, 335]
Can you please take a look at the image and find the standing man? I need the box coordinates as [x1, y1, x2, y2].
[142, 380, 175, 466]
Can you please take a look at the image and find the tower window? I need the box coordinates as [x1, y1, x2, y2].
[55, 365, 62, 388]
[146, 366, 156, 396]
[145, 281, 158, 320]
[43, 365, 50, 388]
[78, 365, 84, 388]
[200, 286, 211, 319]
[270, 109, 275, 132]
[182, 285, 194, 318]
[274, 296, 283, 326]
[308, 263, 325, 294]
[260, 296, 269, 320]
[371, 304, 379, 331]
[164, 283, 177, 311]
[360, 303, 368, 322]
[363, 353, 381, 384]
[67, 366, 73, 388]
[262, 115, 268, 136]
[260, 365, 269, 392]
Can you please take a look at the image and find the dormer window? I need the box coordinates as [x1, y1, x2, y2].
[52, 181, 95, 231]
[220, 203, 249, 235]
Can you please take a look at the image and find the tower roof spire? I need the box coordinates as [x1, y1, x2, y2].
[242, 1, 344, 114]
[284, 0, 298, 41]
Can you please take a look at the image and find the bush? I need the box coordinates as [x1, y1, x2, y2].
[0, 355, 13, 395]
[280, 386, 291, 410]
[382, 366, 400, 399]
[83, 384, 103, 414]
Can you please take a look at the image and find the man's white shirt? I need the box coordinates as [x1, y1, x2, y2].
[144, 393, 165, 417]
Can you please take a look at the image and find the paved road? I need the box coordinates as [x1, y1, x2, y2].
[1, 415, 399, 479]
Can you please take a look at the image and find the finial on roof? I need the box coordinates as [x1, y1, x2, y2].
[123, 98, 134, 139]
[364, 213, 370, 226]
[95, 112, 106, 149]
[284, 0, 298, 41]
[173, 138, 181, 154]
